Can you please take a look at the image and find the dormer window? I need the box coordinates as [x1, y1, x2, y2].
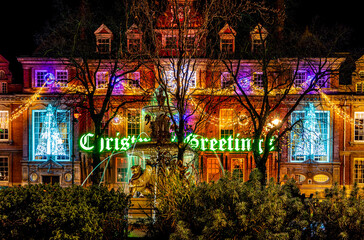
[219, 24, 236, 55]
[250, 24, 268, 52]
[126, 24, 143, 53]
[94, 24, 113, 54]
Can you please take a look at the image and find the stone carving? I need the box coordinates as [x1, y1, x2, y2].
[129, 165, 154, 197]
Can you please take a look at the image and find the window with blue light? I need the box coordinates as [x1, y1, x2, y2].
[32, 104, 71, 161]
[290, 104, 330, 162]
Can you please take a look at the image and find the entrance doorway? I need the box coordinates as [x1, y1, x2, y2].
[42, 176, 60, 184]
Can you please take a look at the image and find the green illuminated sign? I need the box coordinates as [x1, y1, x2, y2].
[79, 132, 275, 153]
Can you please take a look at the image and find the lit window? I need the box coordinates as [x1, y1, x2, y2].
[317, 76, 329, 88]
[165, 36, 177, 49]
[356, 82, 364, 93]
[221, 39, 234, 55]
[294, 71, 307, 87]
[359, 71, 364, 79]
[32, 104, 70, 161]
[127, 110, 140, 137]
[218, 24, 236, 55]
[221, 72, 234, 89]
[207, 158, 220, 182]
[0, 82, 7, 93]
[354, 158, 364, 184]
[252, 39, 263, 51]
[231, 158, 244, 179]
[220, 109, 234, 138]
[56, 70, 68, 86]
[35, 70, 48, 87]
[127, 72, 140, 88]
[253, 72, 264, 88]
[290, 103, 330, 162]
[116, 158, 128, 183]
[0, 156, 8, 181]
[96, 72, 108, 89]
[165, 68, 196, 90]
[0, 70, 5, 80]
[0, 111, 9, 141]
[250, 24, 268, 52]
[128, 39, 141, 53]
[185, 36, 195, 50]
[354, 112, 364, 141]
[97, 38, 111, 54]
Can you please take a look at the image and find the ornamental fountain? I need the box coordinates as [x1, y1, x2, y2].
[126, 87, 195, 197]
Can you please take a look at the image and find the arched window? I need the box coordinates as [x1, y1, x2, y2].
[0, 70, 5, 80]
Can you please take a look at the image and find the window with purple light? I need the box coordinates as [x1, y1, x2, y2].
[294, 71, 307, 87]
[56, 70, 68, 86]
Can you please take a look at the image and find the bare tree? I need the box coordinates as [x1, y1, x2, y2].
[218, 8, 347, 184]
[36, 0, 152, 184]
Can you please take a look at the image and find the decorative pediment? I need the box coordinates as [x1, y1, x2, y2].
[126, 24, 143, 36]
[218, 23, 237, 37]
[250, 24, 268, 40]
[94, 24, 113, 38]
[38, 158, 64, 170]
[0, 54, 9, 66]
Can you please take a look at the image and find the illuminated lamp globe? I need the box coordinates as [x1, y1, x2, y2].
[272, 118, 281, 126]
[45, 73, 56, 85]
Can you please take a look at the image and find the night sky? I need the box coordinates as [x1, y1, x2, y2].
[0, 0, 362, 83]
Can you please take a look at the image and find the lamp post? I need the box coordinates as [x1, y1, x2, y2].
[272, 118, 281, 183]
[72, 109, 81, 185]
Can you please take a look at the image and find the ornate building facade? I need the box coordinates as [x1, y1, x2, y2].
[0, 0, 363, 196]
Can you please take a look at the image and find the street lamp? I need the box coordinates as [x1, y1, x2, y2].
[272, 118, 281, 183]
[72, 109, 81, 185]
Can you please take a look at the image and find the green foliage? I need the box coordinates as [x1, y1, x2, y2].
[150, 171, 309, 240]
[307, 183, 364, 240]
[149, 172, 364, 240]
[0, 184, 130, 240]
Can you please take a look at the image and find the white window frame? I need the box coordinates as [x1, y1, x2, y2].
[34, 70, 48, 87]
[0, 110, 9, 141]
[290, 110, 330, 163]
[96, 71, 109, 89]
[221, 72, 234, 89]
[294, 71, 307, 87]
[220, 109, 234, 138]
[96, 38, 111, 54]
[127, 109, 141, 137]
[356, 82, 364, 93]
[127, 72, 141, 88]
[253, 72, 264, 88]
[0, 156, 9, 182]
[32, 108, 71, 161]
[55, 70, 68, 86]
[354, 158, 364, 184]
[231, 158, 244, 180]
[165, 69, 196, 90]
[354, 112, 364, 142]
[116, 157, 128, 183]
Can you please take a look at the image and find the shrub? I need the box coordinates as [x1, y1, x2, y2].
[150, 170, 310, 240]
[0, 184, 129, 240]
[308, 183, 364, 240]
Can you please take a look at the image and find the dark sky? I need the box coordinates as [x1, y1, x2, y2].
[0, 0, 362, 83]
